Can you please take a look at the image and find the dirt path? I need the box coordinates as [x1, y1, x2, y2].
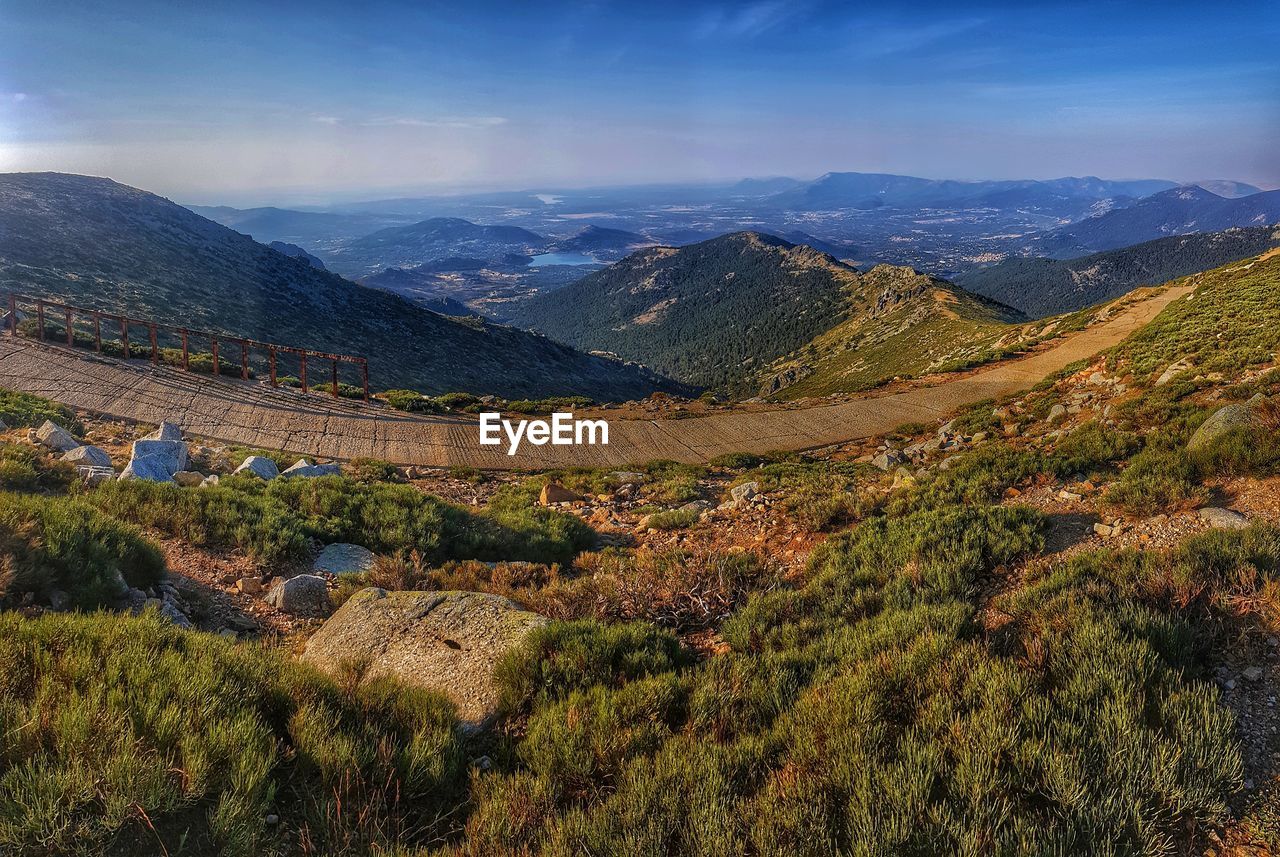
[0, 284, 1192, 468]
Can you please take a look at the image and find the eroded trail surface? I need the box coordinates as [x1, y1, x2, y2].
[0, 284, 1192, 468]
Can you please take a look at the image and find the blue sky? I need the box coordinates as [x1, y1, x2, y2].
[1, 0, 1277, 204]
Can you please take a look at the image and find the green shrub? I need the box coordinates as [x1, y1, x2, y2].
[0, 610, 465, 856]
[349, 457, 399, 483]
[0, 491, 164, 607]
[0, 443, 74, 492]
[0, 386, 81, 432]
[89, 474, 594, 567]
[495, 620, 691, 713]
[1103, 447, 1205, 516]
[381, 389, 444, 413]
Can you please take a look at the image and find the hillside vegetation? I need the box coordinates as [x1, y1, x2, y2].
[0, 173, 683, 400]
[513, 232, 1024, 396]
[962, 225, 1280, 316]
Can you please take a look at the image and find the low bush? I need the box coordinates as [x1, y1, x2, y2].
[0, 610, 466, 856]
[0, 443, 74, 492]
[0, 386, 81, 432]
[89, 474, 595, 567]
[1103, 447, 1205, 517]
[0, 491, 164, 607]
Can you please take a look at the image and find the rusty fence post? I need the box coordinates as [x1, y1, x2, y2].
[149, 323, 159, 364]
[120, 318, 129, 359]
[361, 360, 369, 402]
[36, 300, 45, 341]
[65, 307, 73, 346]
[300, 352, 308, 393]
[241, 342, 248, 380]
[269, 347, 277, 386]
[181, 331, 189, 370]
[94, 312, 102, 352]
[211, 338, 219, 376]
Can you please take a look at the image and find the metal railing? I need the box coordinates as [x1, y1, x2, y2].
[5, 293, 370, 401]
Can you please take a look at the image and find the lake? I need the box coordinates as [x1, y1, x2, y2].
[528, 252, 599, 267]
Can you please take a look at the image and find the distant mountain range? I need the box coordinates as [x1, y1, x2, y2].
[0, 173, 684, 400]
[512, 232, 1024, 396]
[765, 172, 1179, 215]
[549, 225, 654, 260]
[189, 205, 412, 248]
[1031, 186, 1280, 257]
[959, 226, 1280, 317]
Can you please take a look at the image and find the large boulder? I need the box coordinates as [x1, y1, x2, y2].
[35, 420, 79, 452]
[118, 437, 189, 483]
[62, 445, 112, 468]
[301, 589, 547, 729]
[282, 458, 342, 479]
[313, 543, 376, 575]
[264, 574, 331, 617]
[234, 455, 279, 480]
[1188, 397, 1264, 451]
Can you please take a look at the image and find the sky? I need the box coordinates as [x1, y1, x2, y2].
[1, 0, 1278, 205]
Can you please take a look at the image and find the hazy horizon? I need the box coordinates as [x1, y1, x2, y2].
[3, 0, 1278, 206]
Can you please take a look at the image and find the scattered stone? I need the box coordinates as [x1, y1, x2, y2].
[611, 471, 646, 484]
[1244, 666, 1265, 682]
[234, 455, 279, 480]
[301, 588, 547, 729]
[871, 450, 904, 471]
[1093, 523, 1114, 537]
[143, 421, 184, 442]
[539, 482, 582, 505]
[313, 543, 376, 576]
[1058, 489, 1083, 502]
[236, 576, 264, 595]
[1198, 507, 1249, 530]
[35, 420, 79, 452]
[282, 458, 342, 478]
[61, 445, 112, 467]
[265, 574, 331, 617]
[119, 454, 179, 483]
[127, 437, 189, 477]
[173, 470, 205, 487]
[1047, 404, 1067, 423]
[1154, 359, 1193, 387]
[679, 500, 714, 514]
[730, 481, 759, 505]
[77, 465, 115, 486]
[201, 474, 220, 488]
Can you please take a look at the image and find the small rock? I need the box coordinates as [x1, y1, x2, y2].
[679, 500, 714, 514]
[611, 471, 646, 485]
[173, 470, 205, 487]
[61, 445, 112, 468]
[265, 814, 279, 826]
[539, 483, 582, 505]
[265, 574, 331, 617]
[236, 576, 264, 595]
[871, 450, 904, 471]
[1046, 404, 1067, 423]
[1198, 507, 1248, 530]
[282, 459, 342, 479]
[313, 543, 375, 576]
[730, 481, 759, 504]
[1244, 666, 1265, 682]
[77, 465, 116, 486]
[35, 420, 79, 452]
[201, 474, 220, 488]
[1093, 523, 1114, 537]
[143, 421, 184, 442]
[234, 455, 280, 480]
[1058, 490, 1083, 502]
